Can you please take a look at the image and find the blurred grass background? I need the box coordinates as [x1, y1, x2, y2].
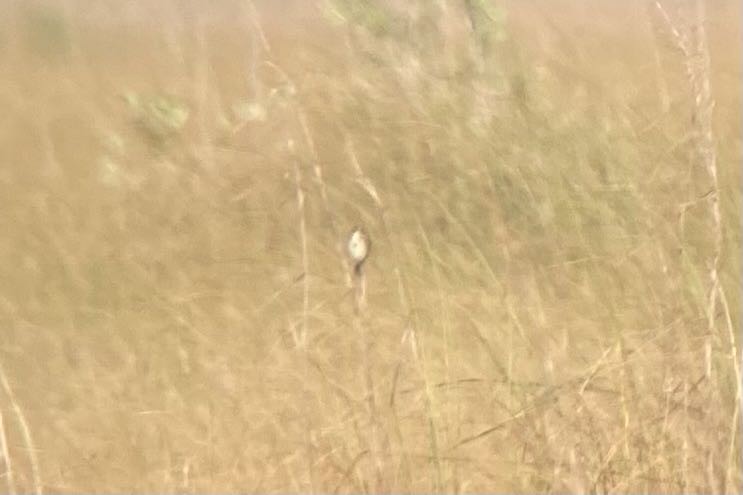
[0, 0, 740, 492]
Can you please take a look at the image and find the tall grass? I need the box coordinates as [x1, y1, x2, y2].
[0, 0, 739, 492]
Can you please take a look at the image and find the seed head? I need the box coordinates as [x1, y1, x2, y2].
[347, 227, 370, 274]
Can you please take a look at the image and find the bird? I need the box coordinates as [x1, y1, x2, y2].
[347, 227, 371, 275]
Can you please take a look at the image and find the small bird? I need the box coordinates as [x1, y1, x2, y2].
[347, 227, 371, 275]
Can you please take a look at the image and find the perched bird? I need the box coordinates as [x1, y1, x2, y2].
[347, 227, 371, 275]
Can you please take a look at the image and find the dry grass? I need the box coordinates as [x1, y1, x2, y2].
[0, 0, 740, 492]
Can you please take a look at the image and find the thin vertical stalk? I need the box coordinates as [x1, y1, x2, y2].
[346, 137, 442, 491]
[655, 2, 741, 490]
[0, 409, 16, 495]
[0, 362, 41, 495]
[290, 141, 310, 347]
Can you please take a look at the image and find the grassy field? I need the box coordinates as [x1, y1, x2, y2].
[0, 0, 740, 492]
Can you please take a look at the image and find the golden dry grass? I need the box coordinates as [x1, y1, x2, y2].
[0, 0, 740, 492]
